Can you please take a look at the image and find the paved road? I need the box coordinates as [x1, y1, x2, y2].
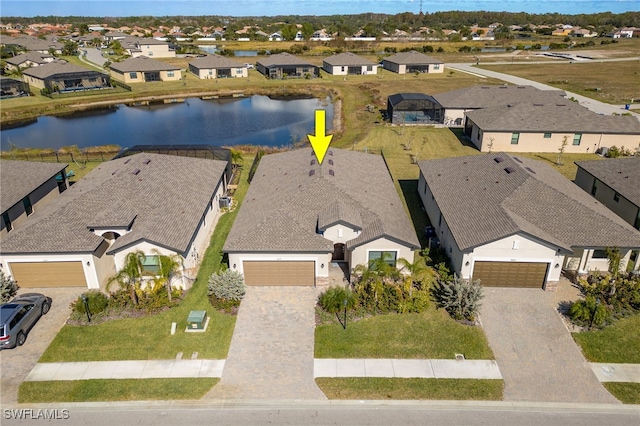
[79, 48, 107, 68]
[204, 286, 326, 400]
[0, 287, 82, 405]
[480, 284, 618, 404]
[447, 62, 640, 118]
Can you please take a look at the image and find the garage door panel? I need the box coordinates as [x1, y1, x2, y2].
[243, 261, 315, 286]
[9, 261, 87, 288]
[472, 261, 548, 288]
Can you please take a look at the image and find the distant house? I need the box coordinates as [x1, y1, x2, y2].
[269, 31, 283, 41]
[0, 153, 228, 289]
[574, 157, 640, 230]
[109, 56, 182, 83]
[255, 52, 319, 79]
[322, 52, 377, 76]
[417, 154, 640, 290]
[21, 61, 111, 92]
[2, 35, 63, 54]
[1, 160, 68, 238]
[463, 102, 640, 153]
[382, 50, 444, 74]
[4, 52, 56, 71]
[121, 36, 176, 58]
[387, 93, 442, 124]
[188, 55, 247, 79]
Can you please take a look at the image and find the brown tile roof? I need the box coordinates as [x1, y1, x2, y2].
[109, 56, 180, 73]
[0, 160, 67, 212]
[189, 54, 245, 69]
[418, 153, 640, 252]
[575, 157, 640, 207]
[383, 50, 443, 65]
[465, 102, 640, 134]
[224, 148, 420, 253]
[432, 85, 566, 109]
[323, 52, 376, 66]
[0, 153, 227, 255]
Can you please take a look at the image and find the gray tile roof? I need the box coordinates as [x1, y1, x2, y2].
[323, 52, 376, 66]
[189, 54, 244, 69]
[109, 56, 180, 73]
[0, 153, 227, 255]
[22, 61, 103, 79]
[432, 85, 566, 109]
[256, 52, 314, 68]
[388, 93, 439, 107]
[465, 102, 640, 134]
[224, 148, 420, 253]
[1, 35, 63, 51]
[418, 153, 640, 252]
[5, 52, 55, 66]
[575, 157, 640, 207]
[383, 50, 443, 65]
[1, 160, 67, 212]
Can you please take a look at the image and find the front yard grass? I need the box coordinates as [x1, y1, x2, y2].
[18, 378, 217, 403]
[316, 378, 503, 400]
[602, 383, 640, 405]
[315, 307, 493, 359]
[572, 314, 640, 364]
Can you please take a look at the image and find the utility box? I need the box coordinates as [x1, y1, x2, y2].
[187, 310, 207, 330]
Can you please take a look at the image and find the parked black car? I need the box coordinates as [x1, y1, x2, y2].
[0, 293, 52, 350]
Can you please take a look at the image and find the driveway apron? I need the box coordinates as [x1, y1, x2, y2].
[204, 286, 326, 400]
[480, 286, 618, 403]
[0, 287, 82, 404]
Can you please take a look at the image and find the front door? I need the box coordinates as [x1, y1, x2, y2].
[332, 243, 345, 261]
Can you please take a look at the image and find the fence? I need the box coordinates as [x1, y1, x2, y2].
[0, 151, 119, 163]
[40, 82, 131, 99]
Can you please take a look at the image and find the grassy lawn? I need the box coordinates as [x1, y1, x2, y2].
[316, 378, 503, 400]
[572, 314, 640, 364]
[39, 158, 251, 362]
[603, 383, 640, 405]
[18, 379, 217, 403]
[315, 308, 494, 360]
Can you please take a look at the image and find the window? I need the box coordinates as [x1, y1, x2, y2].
[544, 133, 552, 138]
[573, 133, 582, 146]
[129, 72, 137, 79]
[478, 130, 483, 142]
[368, 251, 397, 266]
[511, 133, 520, 145]
[592, 250, 608, 259]
[209, 69, 213, 75]
[635, 210, 640, 230]
[591, 179, 598, 196]
[22, 196, 33, 216]
[236, 69, 243, 74]
[366, 65, 373, 72]
[141, 255, 160, 274]
[433, 64, 440, 70]
[167, 71, 175, 77]
[2, 212, 12, 233]
[614, 192, 620, 202]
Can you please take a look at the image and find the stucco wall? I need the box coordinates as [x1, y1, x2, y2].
[349, 237, 416, 271]
[322, 64, 377, 75]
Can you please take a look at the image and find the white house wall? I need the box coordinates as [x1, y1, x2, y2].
[228, 252, 331, 278]
[322, 224, 360, 244]
[349, 237, 416, 270]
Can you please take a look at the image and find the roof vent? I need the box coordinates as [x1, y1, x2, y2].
[143, 158, 151, 164]
[328, 150, 333, 156]
[533, 103, 544, 106]
[329, 169, 334, 176]
[513, 157, 523, 163]
[556, 103, 566, 107]
[310, 159, 316, 166]
[525, 167, 536, 174]
[504, 167, 516, 174]
[309, 169, 315, 177]
[328, 159, 334, 166]
[131, 169, 140, 175]
[124, 159, 131, 164]
[494, 156, 504, 163]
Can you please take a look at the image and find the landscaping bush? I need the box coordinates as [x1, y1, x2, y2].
[318, 286, 357, 328]
[72, 290, 108, 315]
[430, 275, 483, 322]
[0, 271, 19, 303]
[570, 295, 609, 329]
[208, 269, 246, 301]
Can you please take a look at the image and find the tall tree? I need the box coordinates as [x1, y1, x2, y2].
[106, 250, 146, 305]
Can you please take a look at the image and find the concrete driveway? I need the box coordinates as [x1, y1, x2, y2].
[479, 281, 619, 404]
[0, 287, 83, 404]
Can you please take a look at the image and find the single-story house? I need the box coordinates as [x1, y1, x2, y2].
[387, 93, 442, 124]
[255, 53, 319, 79]
[1, 160, 69, 238]
[224, 148, 420, 286]
[188, 55, 247, 79]
[120, 36, 176, 58]
[463, 102, 640, 153]
[109, 56, 182, 83]
[2, 35, 64, 54]
[574, 157, 640, 231]
[322, 52, 378, 76]
[4, 52, 56, 71]
[21, 61, 111, 92]
[0, 153, 228, 289]
[0, 76, 30, 98]
[417, 153, 640, 290]
[432, 85, 566, 127]
[382, 50, 444, 74]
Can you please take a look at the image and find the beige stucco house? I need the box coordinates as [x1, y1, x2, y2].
[322, 52, 378, 76]
[464, 102, 640, 153]
[188, 55, 247, 79]
[121, 36, 176, 58]
[21, 61, 111, 91]
[224, 148, 420, 286]
[382, 50, 444, 74]
[418, 153, 640, 290]
[109, 56, 182, 83]
[4, 52, 56, 72]
[0, 153, 228, 289]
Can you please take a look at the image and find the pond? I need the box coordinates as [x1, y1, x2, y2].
[197, 46, 262, 56]
[1, 95, 334, 151]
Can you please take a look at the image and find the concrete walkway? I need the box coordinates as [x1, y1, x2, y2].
[203, 287, 326, 400]
[314, 359, 502, 379]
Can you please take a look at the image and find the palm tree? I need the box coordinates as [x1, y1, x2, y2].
[153, 250, 185, 302]
[230, 149, 244, 170]
[106, 250, 146, 305]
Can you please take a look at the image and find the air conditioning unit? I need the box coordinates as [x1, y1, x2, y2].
[219, 196, 231, 208]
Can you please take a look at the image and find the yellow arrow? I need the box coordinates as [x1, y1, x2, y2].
[308, 109, 333, 165]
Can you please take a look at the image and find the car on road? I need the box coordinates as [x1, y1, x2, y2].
[0, 293, 52, 350]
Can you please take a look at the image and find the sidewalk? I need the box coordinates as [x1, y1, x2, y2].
[314, 359, 502, 379]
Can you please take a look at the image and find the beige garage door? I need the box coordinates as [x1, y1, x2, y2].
[9, 261, 87, 288]
[243, 261, 315, 286]
[472, 261, 548, 288]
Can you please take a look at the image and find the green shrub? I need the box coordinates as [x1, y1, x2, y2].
[208, 269, 246, 301]
[430, 275, 483, 321]
[606, 145, 621, 158]
[73, 290, 108, 315]
[0, 271, 19, 303]
[570, 295, 609, 329]
[318, 286, 357, 329]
